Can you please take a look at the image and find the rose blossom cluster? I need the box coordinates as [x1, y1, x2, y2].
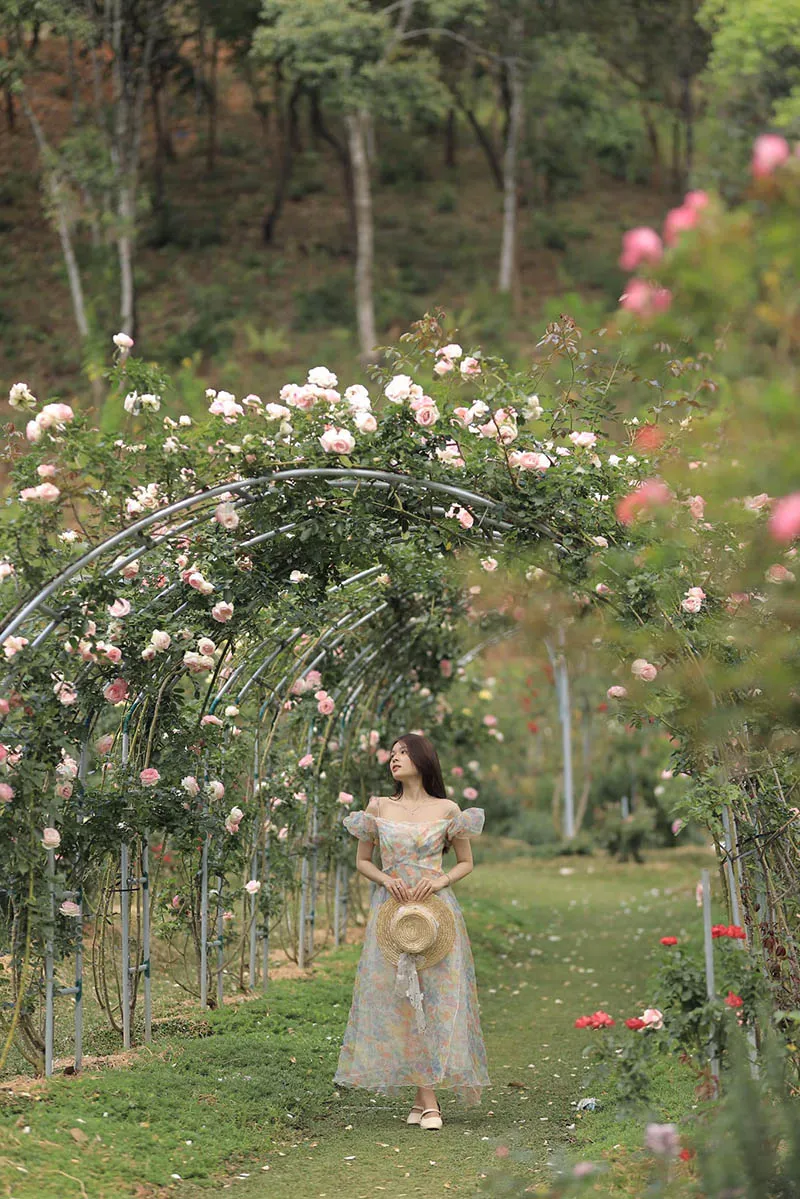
[617, 190, 710, 318]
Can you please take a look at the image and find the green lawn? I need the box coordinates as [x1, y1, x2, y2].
[0, 843, 714, 1197]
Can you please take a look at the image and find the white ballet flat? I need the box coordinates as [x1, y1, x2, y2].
[406, 1105, 424, 1125]
[419, 1104, 443, 1130]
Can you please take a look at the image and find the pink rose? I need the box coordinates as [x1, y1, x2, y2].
[568, 431, 597, 449]
[607, 685, 627, 699]
[103, 677, 129, 705]
[19, 482, 61, 503]
[619, 279, 673, 318]
[460, 356, 481, 377]
[0, 783, 13, 802]
[619, 227, 663, 271]
[451, 765, 464, 777]
[433, 357, 454, 376]
[482, 714, 498, 727]
[140, 768, 160, 786]
[688, 495, 705, 519]
[769, 492, 800, 543]
[298, 753, 314, 768]
[317, 696, 335, 715]
[681, 594, 702, 613]
[215, 501, 240, 529]
[415, 402, 440, 427]
[751, 133, 789, 178]
[42, 827, 61, 849]
[354, 410, 377, 433]
[684, 190, 709, 211]
[439, 658, 453, 678]
[631, 659, 658, 682]
[767, 563, 795, 583]
[616, 479, 671, 525]
[446, 503, 474, 529]
[319, 426, 355, 454]
[59, 899, 81, 917]
[338, 791, 354, 805]
[663, 204, 698, 246]
[376, 748, 391, 764]
[463, 786, 479, 800]
[510, 450, 551, 472]
[108, 598, 131, 617]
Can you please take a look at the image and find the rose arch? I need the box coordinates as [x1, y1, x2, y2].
[1, 307, 792, 1078]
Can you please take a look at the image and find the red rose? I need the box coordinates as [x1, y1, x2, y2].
[660, 936, 678, 946]
[724, 991, 743, 1008]
[625, 1017, 646, 1029]
[679, 1147, 694, 1161]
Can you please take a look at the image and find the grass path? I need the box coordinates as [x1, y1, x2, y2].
[1, 845, 714, 1197]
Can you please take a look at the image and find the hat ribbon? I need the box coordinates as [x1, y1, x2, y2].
[394, 951, 427, 1033]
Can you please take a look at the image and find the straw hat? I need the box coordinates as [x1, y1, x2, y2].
[376, 893, 456, 970]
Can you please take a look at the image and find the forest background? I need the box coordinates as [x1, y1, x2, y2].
[1, 0, 798, 849]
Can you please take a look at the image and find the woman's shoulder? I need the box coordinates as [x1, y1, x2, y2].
[366, 795, 391, 815]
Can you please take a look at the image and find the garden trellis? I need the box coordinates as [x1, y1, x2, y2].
[0, 458, 525, 1075]
[2, 279, 799, 1078]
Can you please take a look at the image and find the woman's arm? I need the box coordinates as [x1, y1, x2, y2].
[354, 797, 410, 900]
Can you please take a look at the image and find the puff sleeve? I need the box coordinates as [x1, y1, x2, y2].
[445, 806, 485, 844]
[342, 808, 379, 842]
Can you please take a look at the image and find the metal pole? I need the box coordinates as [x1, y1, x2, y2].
[120, 841, 131, 1049]
[141, 840, 152, 1043]
[44, 844, 56, 1077]
[298, 855, 308, 971]
[120, 729, 131, 1049]
[200, 829, 209, 1010]
[249, 846, 258, 989]
[261, 831, 270, 993]
[557, 628, 574, 840]
[721, 805, 742, 928]
[701, 868, 720, 1094]
[216, 869, 224, 1009]
[73, 730, 89, 1071]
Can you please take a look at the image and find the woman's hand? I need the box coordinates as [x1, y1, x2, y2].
[407, 875, 447, 902]
[383, 874, 411, 902]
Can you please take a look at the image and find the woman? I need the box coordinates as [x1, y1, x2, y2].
[333, 732, 491, 1128]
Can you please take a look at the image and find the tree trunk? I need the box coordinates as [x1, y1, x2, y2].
[450, 86, 503, 190]
[641, 101, 662, 190]
[151, 75, 168, 233]
[206, 35, 219, 175]
[310, 91, 356, 248]
[498, 45, 524, 296]
[4, 87, 14, 131]
[444, 107, 457, 169]
[20, 92, 91, 342]
[345, 108, 377, 363]
[118, 182, 135, 333]
[262, 79, 300, 245]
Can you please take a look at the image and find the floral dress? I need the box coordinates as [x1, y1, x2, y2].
[333, 806, 491, 1107]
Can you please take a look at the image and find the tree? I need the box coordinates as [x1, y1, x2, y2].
[252, 0, 449, 361]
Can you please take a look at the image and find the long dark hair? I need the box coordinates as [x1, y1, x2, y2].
[390, 732, 447, 799]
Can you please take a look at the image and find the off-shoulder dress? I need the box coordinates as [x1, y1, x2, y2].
[333, 804, 491, 1107]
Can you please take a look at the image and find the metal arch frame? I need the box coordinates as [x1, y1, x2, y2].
[0, 467, 515, 650]
[3, 465, 528, 1062]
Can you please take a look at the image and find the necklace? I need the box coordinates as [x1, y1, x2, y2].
[393, 793, 435, 818]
